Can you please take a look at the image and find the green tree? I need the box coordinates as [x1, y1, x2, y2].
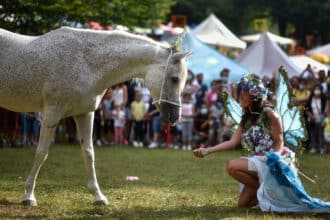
[172, 0, 330, 43]
[232, 0, 330, 43]
[170, 0, 261, 35]
[0, 0, 176, 34]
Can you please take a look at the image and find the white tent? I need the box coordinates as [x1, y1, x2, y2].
[236, 32, 302, 78]
[192, 13, 246, 49]
[307, 43, 330, 57]
[290, 55, 328, 73]
[182, 31, 248, 84]
[240, 32, 294, 45]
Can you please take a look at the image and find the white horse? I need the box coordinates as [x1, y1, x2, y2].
[0, 27, 190, 206]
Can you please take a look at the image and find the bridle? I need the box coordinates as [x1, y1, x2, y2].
[152, 48, 182, 108]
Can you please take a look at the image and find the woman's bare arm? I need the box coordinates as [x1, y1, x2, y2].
[266, 108, 284, 152]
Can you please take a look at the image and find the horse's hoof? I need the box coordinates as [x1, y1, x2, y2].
[22, 199, 37, 206]
[93, 199, 109, 205]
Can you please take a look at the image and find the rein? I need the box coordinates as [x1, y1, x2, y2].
[152, 48, 181, 107]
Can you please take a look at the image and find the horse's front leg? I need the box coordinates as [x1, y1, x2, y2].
[22, 107, 61, 206]
[74, 112, 108, 205]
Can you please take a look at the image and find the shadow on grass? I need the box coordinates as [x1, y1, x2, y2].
[0, 198, 46, 219]
[0, 198, 12, 205]
[79, 204, 330, 219]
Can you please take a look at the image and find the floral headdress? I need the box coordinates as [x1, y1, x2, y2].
[239, 74, 268, 101]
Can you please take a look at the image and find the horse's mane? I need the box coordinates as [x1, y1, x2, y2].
[56, 27, 171, 50]
[0, 29, 39, 52]
[1, 27, 172, 54]
[0, 28, 39, 42]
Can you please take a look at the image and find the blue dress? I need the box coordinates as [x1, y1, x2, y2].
[242, 110, 330, 213]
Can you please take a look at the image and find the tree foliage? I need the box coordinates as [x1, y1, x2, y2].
[2, 0, 330, 43]
[245, 0, 330, 42]
[0, 0, 176, 34]
[171, 0, 330, 42]
[171, 0, 262, 35]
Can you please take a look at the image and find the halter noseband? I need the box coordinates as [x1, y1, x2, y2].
[152, 48, 181, 108]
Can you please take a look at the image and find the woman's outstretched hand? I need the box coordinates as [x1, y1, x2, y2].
[193, 148, 209, 158]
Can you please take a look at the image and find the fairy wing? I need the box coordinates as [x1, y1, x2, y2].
[223, 91, 242, 125]
[223, 68, 307, 150]
[275, 67, 307, 150]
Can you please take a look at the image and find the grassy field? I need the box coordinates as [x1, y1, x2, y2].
[1, 145, 330, 219]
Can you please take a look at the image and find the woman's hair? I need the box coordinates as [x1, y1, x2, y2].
[238, 73, 268, 127]
[240, 97, 264, 127]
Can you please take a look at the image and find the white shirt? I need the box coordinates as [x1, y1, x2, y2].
[181, 102, 194, 122]
[112, 109, 125, 127]
[141, 87, 151, 103]
[102, 99, 113, 119]
[113, 87, 125, 106]
[311, 98, 323, 122]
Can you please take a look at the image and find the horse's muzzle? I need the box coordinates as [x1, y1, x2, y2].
[159, 103, 180, 126]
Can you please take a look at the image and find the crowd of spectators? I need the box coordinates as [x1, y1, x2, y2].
[1, 66, 330, 154]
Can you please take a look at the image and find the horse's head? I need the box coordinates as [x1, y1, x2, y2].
[146, 48, 191, 126]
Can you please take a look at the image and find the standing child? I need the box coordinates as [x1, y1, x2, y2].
[147, 99, 161, 148]
[112, 105, 126, 146]
[208, 99, 224, 145]
[102, 89, 114, 145]
[181, 92, 195, 150]
[27, 112, 37, 145]
[31, 112, 41, 145]
[131, 91, 145, 147]
[194, 102, 209, 148]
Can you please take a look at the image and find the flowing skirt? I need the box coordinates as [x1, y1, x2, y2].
[247, 152, 330, 213]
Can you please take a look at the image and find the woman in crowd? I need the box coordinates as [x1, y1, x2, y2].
[306, 83, 327, 154]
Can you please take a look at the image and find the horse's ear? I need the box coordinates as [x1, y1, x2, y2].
[170, 31, 187, 51]
[172, 51, 192, 61]
[171, 36, 182, 52]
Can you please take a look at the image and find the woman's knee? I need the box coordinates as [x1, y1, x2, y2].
[226, 159, 238, 176]
[226, 159, 245, 175]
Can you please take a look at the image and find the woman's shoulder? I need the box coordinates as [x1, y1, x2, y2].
[263, 106, 278, 118]
[260, 106, 281, 129]
[263, 105, 276, 116]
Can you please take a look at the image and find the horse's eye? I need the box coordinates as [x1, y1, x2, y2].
[171, 76, 179, 84]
